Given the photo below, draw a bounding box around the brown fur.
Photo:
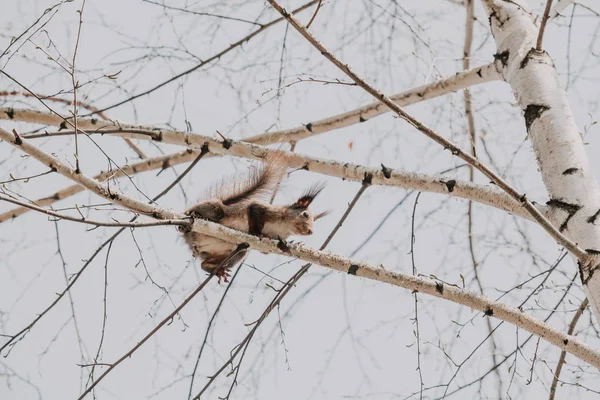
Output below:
[182,153,325,283]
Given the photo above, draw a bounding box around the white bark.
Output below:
[483,0,600,325]
[264,0,589,261]
[0,63,498,145]
[0,65,500,220]
[1,125,599,370]
[0,128,183,221]
[0,148,193,222]
[248,63,500,145]
[0,125,534,221]
[188,218,600,370]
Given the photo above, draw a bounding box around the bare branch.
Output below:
[549,298,589,400]
[537,0,555,50]
[264,0,591,262]
[2,125,597,375]
[3,125,536,220]
[79,0,321,116]
[0,194,187,228]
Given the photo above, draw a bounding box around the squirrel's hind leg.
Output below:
[201,249,248,284]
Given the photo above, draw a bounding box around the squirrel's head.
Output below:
[285,183,328,235]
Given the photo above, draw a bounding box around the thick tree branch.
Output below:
[0,63,499,221]
[248,63,499,145]
[0,126,536,221]
[0,148,193,223]
[1,125,599,373]
[264,0,590,262]
[0,128,183,220]
[0,63,498,144]
[183,218,600,371]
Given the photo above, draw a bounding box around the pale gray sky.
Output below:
[1,0,600,399]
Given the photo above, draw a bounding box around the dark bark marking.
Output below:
[435,282,444,294]
[546,199,582,232]
[152,131,163,142]
[562,167,579,175]
[524,104,550,131]
[381,164,392,179]
[444,179,456,193]
[221,138,232,149]
[587,209,600,224]
[493,50,510,67]
[520,48,550,69]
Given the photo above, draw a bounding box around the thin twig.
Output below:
[152,144,209,201]
[142,0,263,26]
[86,239,112,389]
[0,194,188,228]
[187,267,241,399]
[410,192,424,399]
[77,245,249,400]
[537,0,555,50]
[549,298,589,400]
[80,0,320,116]
[71,0,86,173]
[306,0,323,28]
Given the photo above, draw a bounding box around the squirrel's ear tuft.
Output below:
[291,182,325,209]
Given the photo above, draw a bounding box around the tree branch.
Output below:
[1,125,599,374]
[482,0,600,326]
[264,0,590,262]
[0,125,536,221]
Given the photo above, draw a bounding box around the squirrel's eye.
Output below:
[301,211,309,219]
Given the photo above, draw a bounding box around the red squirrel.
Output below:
[181,155,325,283]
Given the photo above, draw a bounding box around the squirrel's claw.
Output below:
[216,268,231,284]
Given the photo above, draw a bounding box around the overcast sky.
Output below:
[1,0,600,399]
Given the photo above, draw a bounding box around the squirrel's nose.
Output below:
[307,228,313,235]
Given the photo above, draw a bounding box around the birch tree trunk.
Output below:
[483,0,600,322]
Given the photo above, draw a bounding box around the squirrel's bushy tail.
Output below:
[209,152,287,206]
